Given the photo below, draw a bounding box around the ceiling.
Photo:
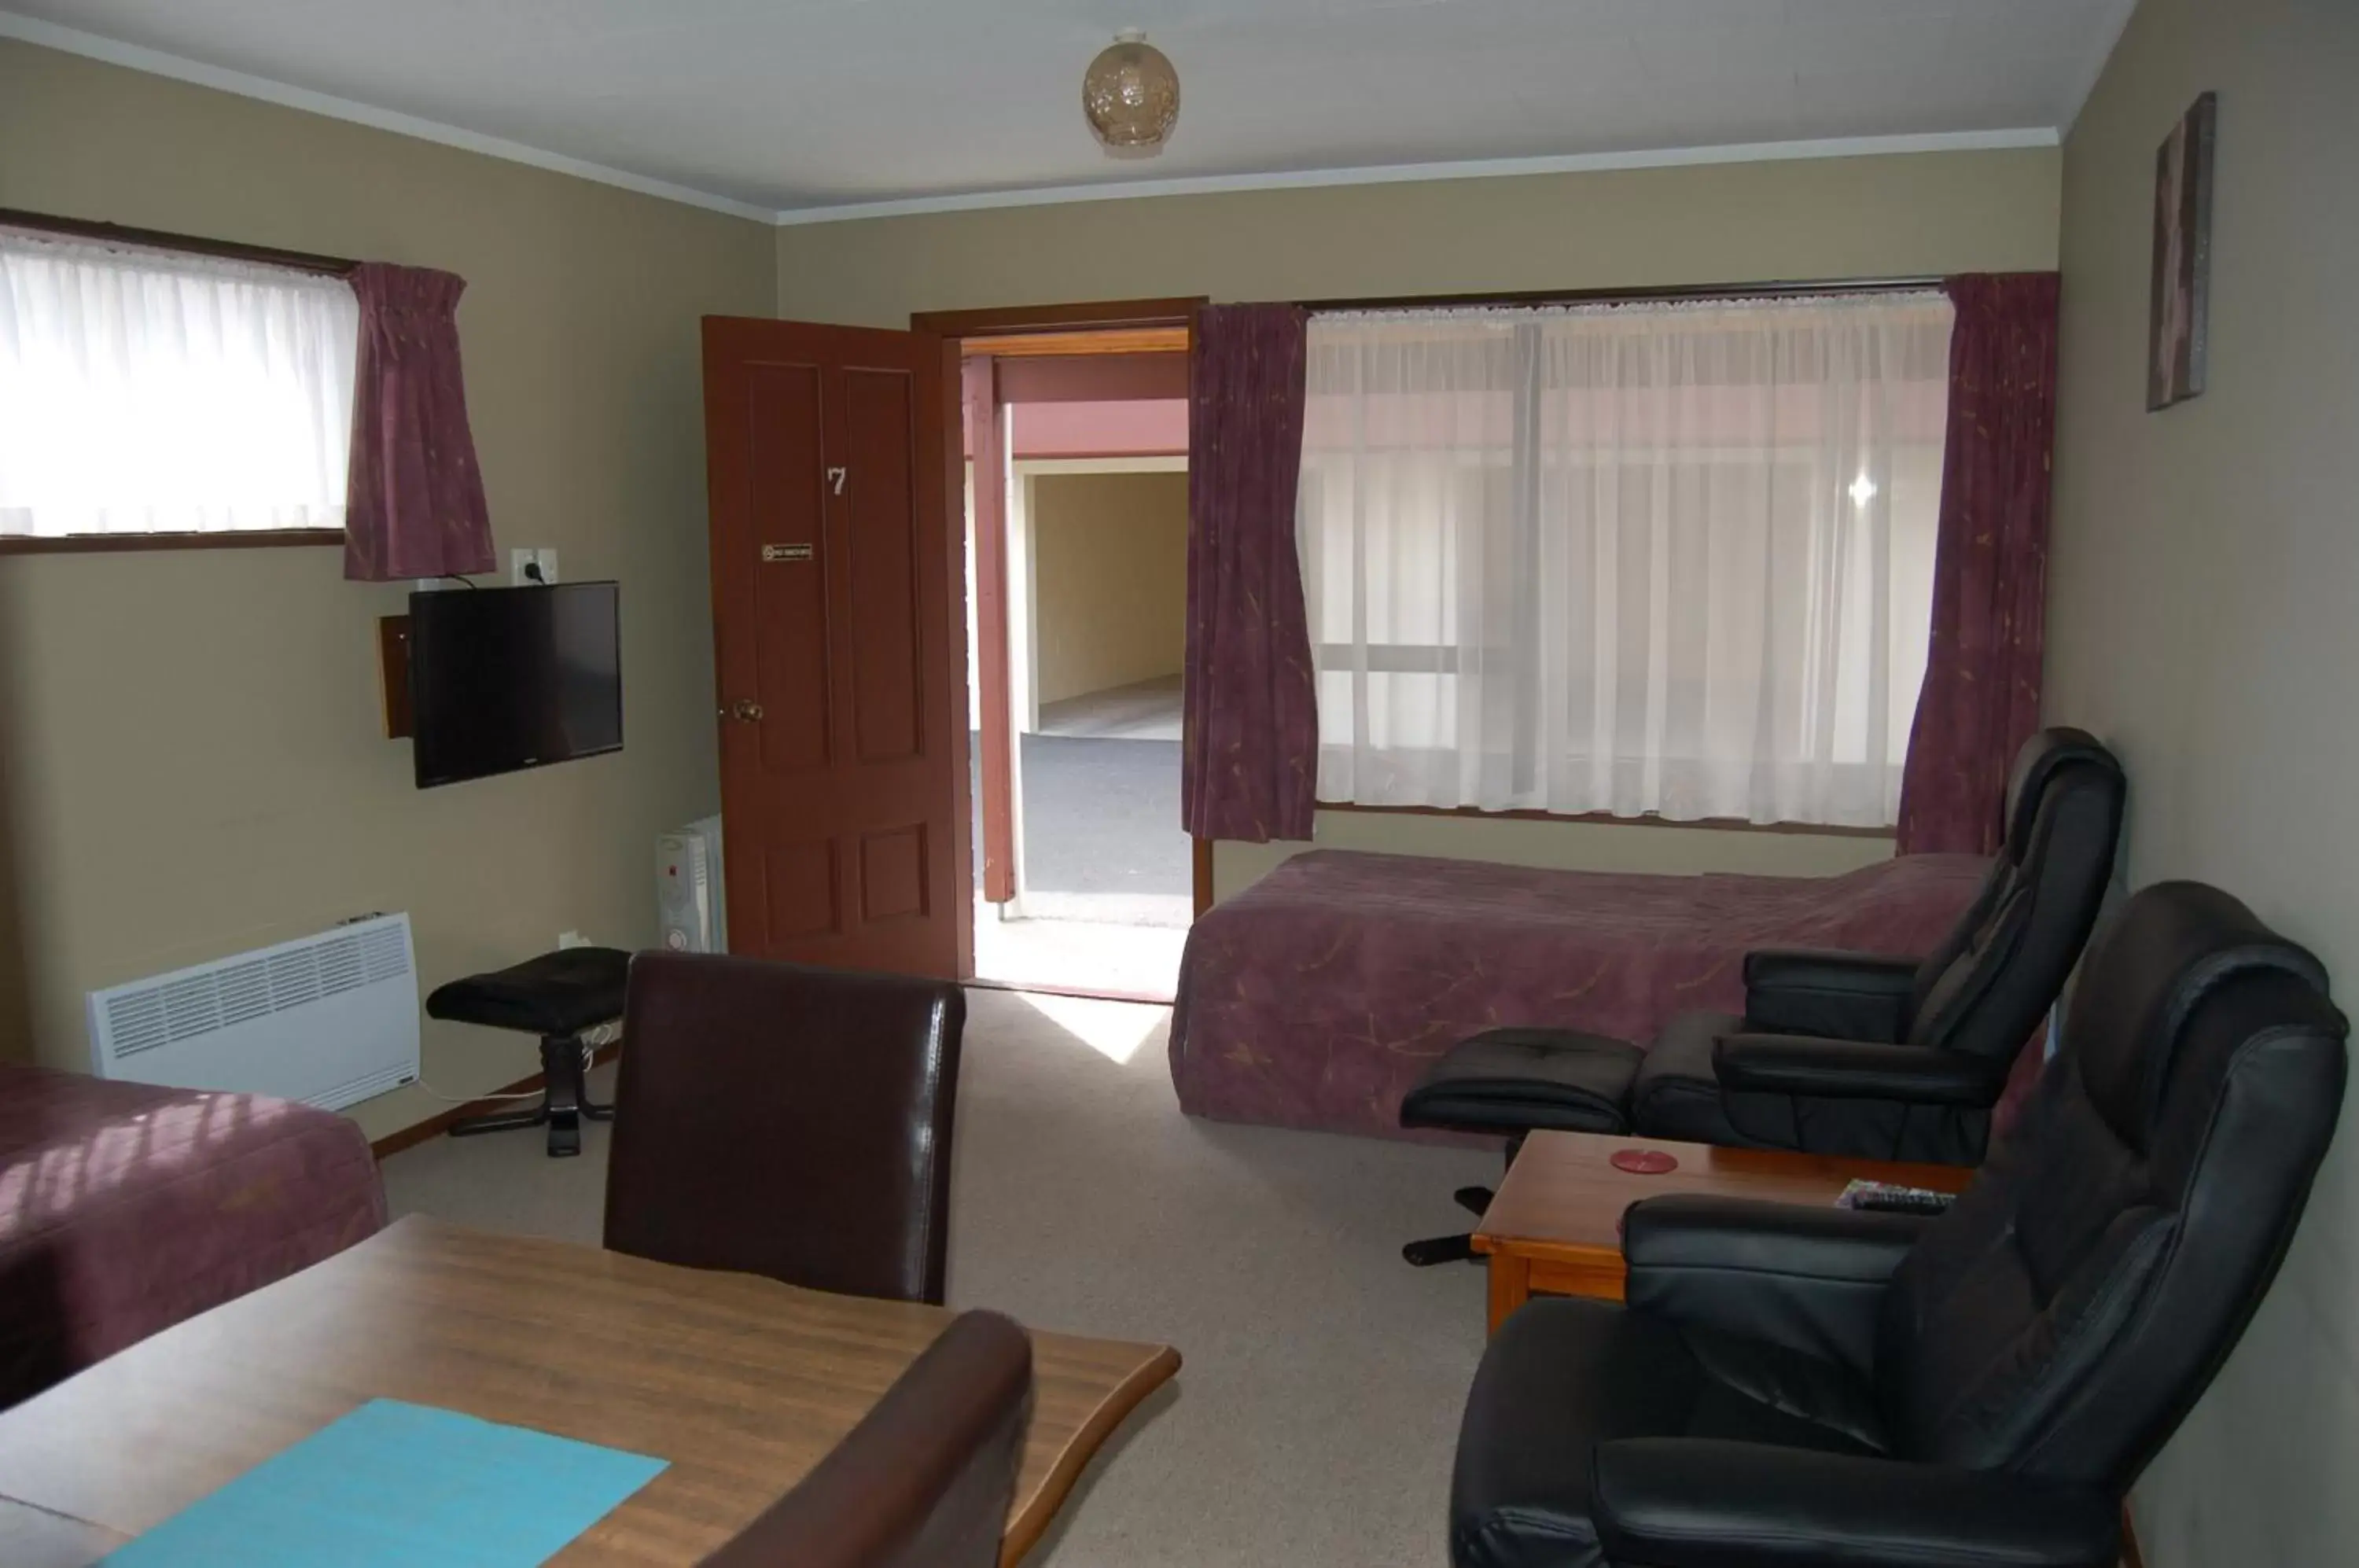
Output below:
[3,1,2135,222]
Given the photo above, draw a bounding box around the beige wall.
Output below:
[781,145,2062,885]
[777,148,2061,328]
[0,40,777,1138]
[1028,471,1188,707]
[2046,2,2359,1562]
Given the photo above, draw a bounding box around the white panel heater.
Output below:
[86,914,421,1110]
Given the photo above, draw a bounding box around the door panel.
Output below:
[763,841,841,940]
[859,826,929,922]
[704,318,969,979]
[745,361,834,775]
[845,367,924,764]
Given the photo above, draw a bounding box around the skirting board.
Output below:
[368,1043,620,1161]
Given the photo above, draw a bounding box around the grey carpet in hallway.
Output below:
[970,733,1191,900]
[1037,675,1185,742]
[381,988,1500,1566]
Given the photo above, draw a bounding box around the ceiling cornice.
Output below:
[769,128,2060,227]
[4,11,2063,233]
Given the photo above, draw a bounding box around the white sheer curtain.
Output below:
[1299,293,1954,826]
[0,227,359,538]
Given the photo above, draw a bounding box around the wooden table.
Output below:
[1470,1130,1974,1331]
[0,1216,1179,1566]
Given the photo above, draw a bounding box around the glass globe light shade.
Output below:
[1083,30,1180,152]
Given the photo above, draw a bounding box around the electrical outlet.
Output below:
[558,929,590,950]
[509,547,561,587]
[532,548,558,584]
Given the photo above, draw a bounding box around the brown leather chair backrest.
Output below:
[699,1310,1033,1568]
[605,952,966,1304]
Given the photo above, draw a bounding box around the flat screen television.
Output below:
[409,582,623,789]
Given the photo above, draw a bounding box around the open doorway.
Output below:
[944,313,1196,1000]
[972,458,1191,996]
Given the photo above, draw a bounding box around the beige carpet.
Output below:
[381,987,1502,1566]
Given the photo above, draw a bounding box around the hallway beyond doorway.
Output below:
[1023,675,1188,922]
[957,342,1194,1003]
[969,673,1191,999]
[1038,673,1182,741]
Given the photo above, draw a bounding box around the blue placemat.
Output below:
[103,1398,668,1567]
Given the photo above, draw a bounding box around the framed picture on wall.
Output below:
[2147,90,2217,410]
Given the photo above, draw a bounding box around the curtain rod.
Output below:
[1297,275,1946,314]
[0,208,359,278]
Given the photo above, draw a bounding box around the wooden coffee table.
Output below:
[1470,1129,1974,1331]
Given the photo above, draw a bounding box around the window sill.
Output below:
[0,529,344,557]
[1312,799,1897,840]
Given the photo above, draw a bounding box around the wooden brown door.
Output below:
[701,318,970,980]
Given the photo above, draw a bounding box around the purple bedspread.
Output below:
[0,1063,386,1408]
[1170,848,1991,1143]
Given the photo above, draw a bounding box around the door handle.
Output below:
[723,698,764,723]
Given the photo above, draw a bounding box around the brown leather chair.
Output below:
[604,952,966,1304]
[699,1309,1032,1568]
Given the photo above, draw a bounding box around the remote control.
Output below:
[1837,1180,1955,1216]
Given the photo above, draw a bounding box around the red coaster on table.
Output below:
[1610,1147,1680,1175]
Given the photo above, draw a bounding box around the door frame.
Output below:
[962,355,1018,909]
[912,298,1205,339]
[917,298,1215,966]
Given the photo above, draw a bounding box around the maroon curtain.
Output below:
[1894,273,2061,856]
[1182,304,1318,843]
[342,263,495,583]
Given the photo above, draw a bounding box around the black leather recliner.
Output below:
[1633,726,2127,1161]
[1402,728,2128,1175]
[1448,881,2347,1568]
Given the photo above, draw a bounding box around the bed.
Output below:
[0,1062,386,1408]
[1169,848,1992,1143]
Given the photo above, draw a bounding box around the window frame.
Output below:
[1308,797,1898,839]
[0,208,360,558]
[0,529,345,558]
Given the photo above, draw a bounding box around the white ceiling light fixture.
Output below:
[1083,29,1180,157]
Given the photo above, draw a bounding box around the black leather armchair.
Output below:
[1398,730,2125,1262]
[1403,728,2127,1186]
[1448,881,2347,1568]
[1632,726,2127,1161]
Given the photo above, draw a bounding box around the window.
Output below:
[0,226,359,541]
[1298,293,1954,828]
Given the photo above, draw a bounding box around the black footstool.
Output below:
[426,947,631,1158]
[1400,1027,1645,1137]
[1394,1028,1644,1266]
